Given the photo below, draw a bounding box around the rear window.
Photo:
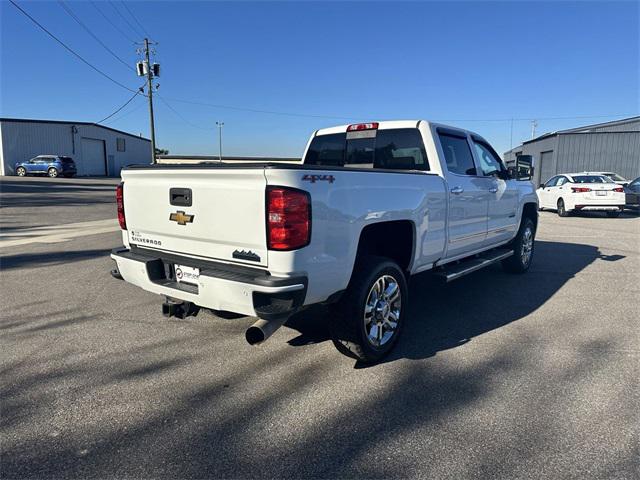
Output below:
[572,175,613,184]
[60,157,74,163]
[304,128,429,170]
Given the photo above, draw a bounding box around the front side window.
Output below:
[473,141,506,176]
[438,133,476,176]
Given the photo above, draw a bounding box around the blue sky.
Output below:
[2,1,638,157]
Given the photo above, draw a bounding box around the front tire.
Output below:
[557,198,570,217]
[502,217,536,274]
[16,167,26,177]
[329,256,408,363]
[48,167,59,178]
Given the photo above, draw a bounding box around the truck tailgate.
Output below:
[121,167,268,267]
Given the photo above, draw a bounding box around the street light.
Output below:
[216,121,224,161]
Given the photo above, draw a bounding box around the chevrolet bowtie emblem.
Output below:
[169,211,194,225]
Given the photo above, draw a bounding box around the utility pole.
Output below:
[137,39,159,163]
[144,38,156,163]
[530,119,538,140]
[216,121,224,161]
[509,117,514,150]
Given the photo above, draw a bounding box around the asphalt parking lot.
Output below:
[1,176,639,479]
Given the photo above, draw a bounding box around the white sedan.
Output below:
[537,173,626,217]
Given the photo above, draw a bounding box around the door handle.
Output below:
[489,187,498,193]
[450,186,464,194]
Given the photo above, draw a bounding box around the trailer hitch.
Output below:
[162,298,200,319]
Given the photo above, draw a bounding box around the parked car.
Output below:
[15,155,77,178]
[537,173,625,217]
[625,176,640,211]
[111,120,538,362]
[586,171,629,186]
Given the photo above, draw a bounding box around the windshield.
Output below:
[572,175,613,184]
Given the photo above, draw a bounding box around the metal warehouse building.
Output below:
[504,116,640,187]
[0,118,151,177]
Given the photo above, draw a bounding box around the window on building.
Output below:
[117,138,126,152]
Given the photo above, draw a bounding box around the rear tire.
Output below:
[16,167,26,177]
[557,198,570,217]
[502,217,535,274]
[329,256,407,363]
[48,167,59,178]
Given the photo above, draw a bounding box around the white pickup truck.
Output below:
[111,120,538,362]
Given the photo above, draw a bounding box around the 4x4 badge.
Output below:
[169,211,194,225]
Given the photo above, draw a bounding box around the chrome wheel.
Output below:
[364,275,401,347]
[16,167,26,176]
[48,168,58,178]
[521,226,533,266]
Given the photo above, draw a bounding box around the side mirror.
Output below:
[539,183,545,189]
[515,155,534,181]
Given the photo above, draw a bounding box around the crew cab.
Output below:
[111,121,538,362]
[537,173,625,217]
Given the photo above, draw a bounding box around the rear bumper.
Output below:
[574,204,624,212]
[111,247,307,319]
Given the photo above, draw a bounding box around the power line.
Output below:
[160,96,359,121]
[103,96,146,125]
[156,95,213,130]
[8,0,138,93]
[57,0,134,72]
[108,0,145,39]
[89,1,136,44]
[158,95,638,124]
[96,88,145,124]
[119,0,151,39]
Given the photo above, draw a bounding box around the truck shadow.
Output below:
[286,240,618,366]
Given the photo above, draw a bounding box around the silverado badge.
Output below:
[169,211,194,225]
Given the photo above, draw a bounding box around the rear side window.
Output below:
[304,128,429,170]
[438,134,476,176]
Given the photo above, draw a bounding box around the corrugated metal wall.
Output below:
[0,120,151,176]
[557,132,640,180]
[504,121,640,185]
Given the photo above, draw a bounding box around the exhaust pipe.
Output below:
[245,317,288,345]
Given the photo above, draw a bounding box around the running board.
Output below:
[435,248,514,283]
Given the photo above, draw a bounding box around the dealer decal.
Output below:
[302,174,335,184]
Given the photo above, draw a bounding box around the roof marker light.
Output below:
[347,122,379,132]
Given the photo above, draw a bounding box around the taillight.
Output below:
[613,187,624,192]
[571,187,591,193]
[116,182,127,230]
[347,122,379,132]
[266,187,310,250]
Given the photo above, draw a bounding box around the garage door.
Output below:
[80,138,106,176]
[539,150,555,184]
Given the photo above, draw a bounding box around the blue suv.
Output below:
[15,155,77,178]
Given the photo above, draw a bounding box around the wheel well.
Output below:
[355,221,414,272]
[522,202,538,230]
